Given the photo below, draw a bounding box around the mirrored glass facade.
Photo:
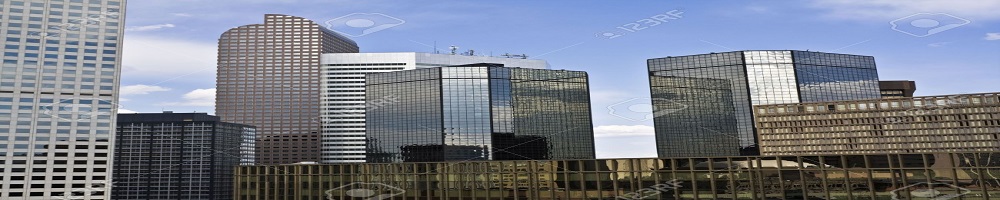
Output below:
[112,113,255,200]
[319,52,549,163]
[366,64,594,163]
[755,93,1000,155]
[236,153,1000,200]
[647,50,881,158]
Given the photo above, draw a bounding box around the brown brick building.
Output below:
[754,93,1000,155]
[879,80,917,98]
[216,14,359,164]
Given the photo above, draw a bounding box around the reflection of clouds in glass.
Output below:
[366,66,593,162]
[746,63,800,105]
[648,50,883,157]
[651,75,746,155]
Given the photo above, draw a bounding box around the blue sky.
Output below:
[118,0,999,158]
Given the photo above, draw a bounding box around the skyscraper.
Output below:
[365,64,595,163]
[647,50,881,157]
[0,0,125,199]
[112,112,255,200]
[216,14,359,165]
[319,52,549,163]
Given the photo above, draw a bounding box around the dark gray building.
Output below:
[365,64,594,163]
[215,14,359,165]
[647,50,881,157]
[112,112,255,200]
[880,80,917,98]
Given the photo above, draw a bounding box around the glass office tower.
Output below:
[0,0,125,199]
[647,50,880,157]
[216,14,359,165]
[365,64,594,163]
[112,112,255,200]
[319,52,548,163]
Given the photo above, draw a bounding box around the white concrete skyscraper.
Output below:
[319,52,549,163]
[0,0,126,199]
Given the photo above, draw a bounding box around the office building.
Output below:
[215,14,359,165]
[647,50,881,157]
[0,0,125,199]
[112,112,255,200]
[754,92,1000,155]
[319,52,549,163]
[235,152,1000,200]
[365,64,594,163]
[880,80,917,98]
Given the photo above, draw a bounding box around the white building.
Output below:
[0,0,125,199]
[320,52,549,163]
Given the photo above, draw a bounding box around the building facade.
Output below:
[0,0,125,199]
[215,14,359,165]
[235,152,1000,200]
[319,53,549,163]
[647,50,881,158]
[754,93,1000,156]
[112,112,255,200]
[880,80,917,98]
[365,64,594,163]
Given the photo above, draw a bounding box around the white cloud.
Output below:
[121,35,217,81]
[171,13,193,17]
[594,127,658,158]
[118,108,139,113]
[120,84,171,96]
[594,125,655,137]
[745,6,771,13]
[986,33,1000,40]
[927,42,951,47]
[811,0,1000,21]
[162,88,215,107]
[126,23,176,32]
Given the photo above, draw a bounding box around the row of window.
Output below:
[6,0,120,6]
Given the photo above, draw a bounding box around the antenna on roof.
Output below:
[434,41,438,54]
[501,53,528,59]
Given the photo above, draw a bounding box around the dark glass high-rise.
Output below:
[365,64,595,163]
[113,112,255,200]
[647,50,881,157]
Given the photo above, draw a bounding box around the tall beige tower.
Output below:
[1,0,126,199]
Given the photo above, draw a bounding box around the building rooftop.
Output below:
[117,112,220,122]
